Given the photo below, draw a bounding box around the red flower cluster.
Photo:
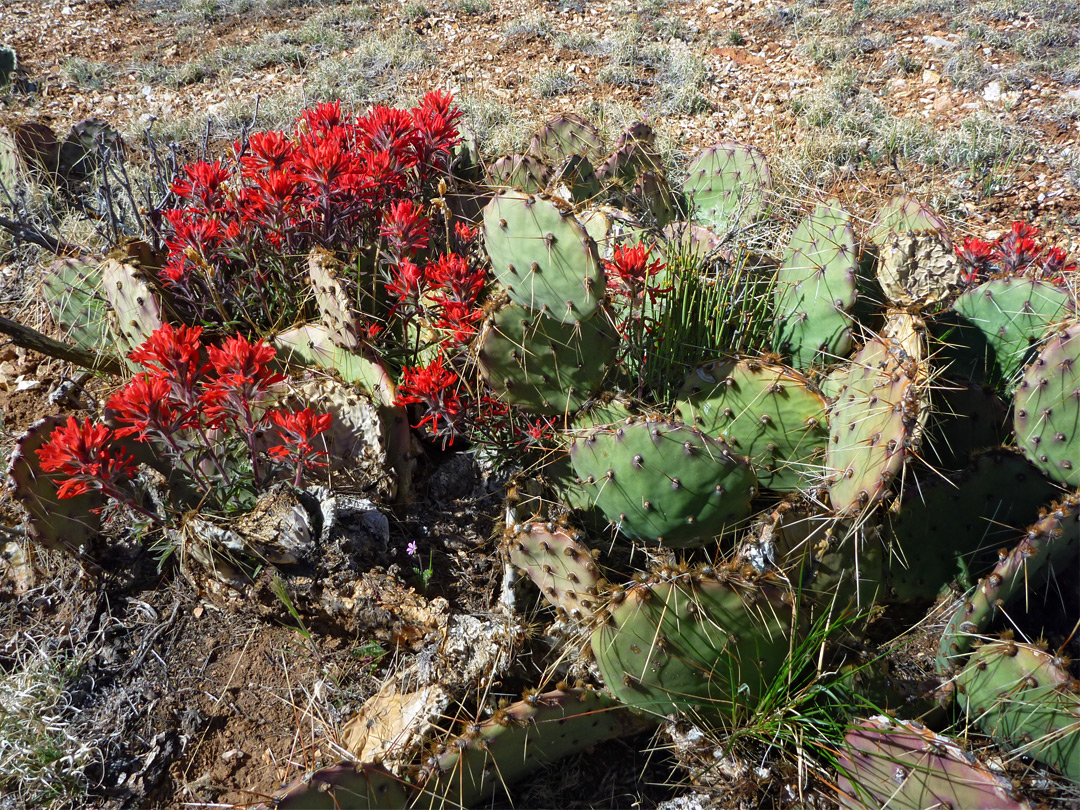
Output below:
[159,94,462,327]
[36,417,137,500]
[41,325,332,509]
[955,221,1076,284]
[395,355,463,447]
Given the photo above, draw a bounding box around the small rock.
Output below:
[933,92,952,111]
[922,69,940,85]
[220,749,245,761]
[15,378,41,392]
[982,81,1002,102]
[1066,87,1080,101]
[923,35,956,50]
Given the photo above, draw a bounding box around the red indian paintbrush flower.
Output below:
[127,323,208,401]
[107,374,199,440]
[36,417,137,499]
[379,199,430,263]
[395,355,462,445]
[267,408,333,485]
[201,334,285,429]
[605,242,669,303]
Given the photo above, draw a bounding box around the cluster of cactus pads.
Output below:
[5,101,1080,809]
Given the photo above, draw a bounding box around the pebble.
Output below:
[983,81,1002,102]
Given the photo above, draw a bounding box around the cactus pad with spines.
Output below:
[837,715,1031,810]
[957,640,1080,783]
[1013,320,1080,487]
[684,142,771,233]
[99,259,163,355]
[952,277,1072,387]
[592,570,794,721]
[477,302,616,414]
[482,191,605,323]
[41,256,116,357]
[528,112,604,164]
[922,382,1007,471]
[938,492,1080,671]
[826,337,925,515]
[307,247,366,350]
[885,450,1058,602]
[262,762,414,809]
[773,201,860,369]
[675,357,828,492]
[569,418,756,547]
[866,195,947,248]
[505,522,603,621]
[485,153,551,193]
[548,153,601,205]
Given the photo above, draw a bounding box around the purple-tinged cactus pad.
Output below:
[837,715,1031,810]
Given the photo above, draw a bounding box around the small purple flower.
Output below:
[406,541,418,557]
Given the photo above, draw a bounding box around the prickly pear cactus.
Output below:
[683,142,771,234]
[262,761,414,810]
[41,256,116,357]
[0,46,15,87]
[0,126,25,205]
[938,492,1080,671]
[307,247,366,350]
[528,112,604,165]
[826,336,925,515]
[885,450,1058,602]
[99,259,163,355]
[569,418,757,547]
[921,382,1007,471]
[877,230,961,307]
[477,302,616,414]
[592,569,794,721]
[482,191,605,323]
[866,195,947,249]
[505,522,603,621]
[272,323,389,398]
[773,201,860,369]
[577,204,645,260]
[486,153,552,193]
[7,416,105,562]
[548,153,601,205]
[951,277,1072,387]
[1013,319,1080,487]
[837,715,1031,810]
[675,357,828,492]
[956,640,1080,783]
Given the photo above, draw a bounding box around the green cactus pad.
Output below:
[826,337,925,516]
[272,323,388,398]
[938,492,1080,671]
[951,277,1072,388]
[7,416,105,562]
[876,231,962,307]
[774,201,860,369]
[485,153,552,193]
[0,126,26,206]
[0,46,16,87]
[592,570,794,721]
[596,140,662,189]
[922,382,1007,471]
[262,762,414,810]
[40,256,117,357]
[614,120,657,153]
[675,357,828,492]
[58,117,118,177]
[421,688,645,807]
[549,153,601,205]
[866,195,947,248]
[632,170,679,228]
[577,205,645,261]
[477,302,616,414]
[505,522,603,621]
[1014,320,1080,487]
[957,640,1080,783]
[885,450,1058,602]
[569,418,756,547]
[483,191,605,323]
[684,142,771,234]
[528,112,604,164]
[837,715,1031,810]
[99,259,163,356]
